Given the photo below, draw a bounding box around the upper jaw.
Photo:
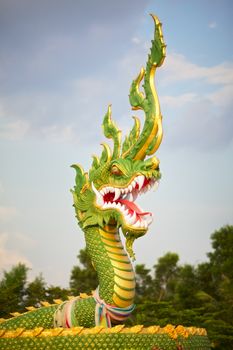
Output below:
[91,174,159,230]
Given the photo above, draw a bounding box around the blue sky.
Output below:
[0,0,232,287]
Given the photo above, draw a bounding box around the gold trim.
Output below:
[100,230,120,241]
[112,293,133,308]
[111,260,133,271]
[105,245,127,255]
[113,268,135,280]
[0,325,208,339]
[10,312,21,317]
[40,301,51,307]
[101,237,122,246]
[114,285,135,300]
[114,275,135,289]
[25,306,37,311]
[107,253,130,263]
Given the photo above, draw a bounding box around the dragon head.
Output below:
[71,15,166,258]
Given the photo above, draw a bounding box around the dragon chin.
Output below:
[91,174,159,231]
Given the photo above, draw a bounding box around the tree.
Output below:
[45,285,70,303]
[174,264,200,309]
[208,225,233,289]
[153,252,179,301]
[25,274,46,308]
[135,264,153,301]
[70,248,98,294]
[0,263,28,318]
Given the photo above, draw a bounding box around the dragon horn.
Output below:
[124,14,166,161]
[102,105,122,159]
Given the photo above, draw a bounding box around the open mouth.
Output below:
[91,175,158,229]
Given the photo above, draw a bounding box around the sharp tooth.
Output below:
[131,211,137,224]
[140,220,145,228]
[125,192,134,201]
[101,188,107,195]
[113,188,121,201]
[132,190,138,201]
[105,186,111,193]
[120,204,126,212]
[91,182,104,206]
[131,180,136,189]
[116,203,121,209]
[128,184,133,192]
[127,214,136,225]
[125,214,131,222]
[133,220,141,228]
[124,188,129,194]
[136,175,145,191]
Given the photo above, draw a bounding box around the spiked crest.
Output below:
[97,14,166,168]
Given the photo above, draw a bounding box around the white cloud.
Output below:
[0,119,30,140]
[161,93,197,108]
[0,233,32,272]
[42,124,75,143]
[163,53,233,86]
[207,85,233,107]
[208,21,217,29]
[131,37,141,45]
[0,181,4,194]
[0,206,18,221]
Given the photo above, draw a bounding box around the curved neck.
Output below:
[84,224,135,308]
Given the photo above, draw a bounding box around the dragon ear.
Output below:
[71,164,87,192]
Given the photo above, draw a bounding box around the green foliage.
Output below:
[0,263,28,317]
[25,274,46,308]
[135,264,153,301]
[154,252,179,301]
[45,286,69,304]
[129,225,233,349]
[69,248,98,295]
[0,264,69,318]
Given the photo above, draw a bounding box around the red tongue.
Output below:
[117,199,150,217]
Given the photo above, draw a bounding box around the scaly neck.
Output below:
[84,224,135,308]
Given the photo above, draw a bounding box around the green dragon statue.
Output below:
[0,15,211,350]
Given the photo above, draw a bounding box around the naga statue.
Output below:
[0,15,210,350]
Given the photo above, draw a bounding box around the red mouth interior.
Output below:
[103,176,152,220]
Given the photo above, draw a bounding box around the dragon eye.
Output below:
[111,165,122,176]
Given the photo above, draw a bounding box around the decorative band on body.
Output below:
[53,298,79,328]
[53,287,135,328]
[93,287,135,328]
